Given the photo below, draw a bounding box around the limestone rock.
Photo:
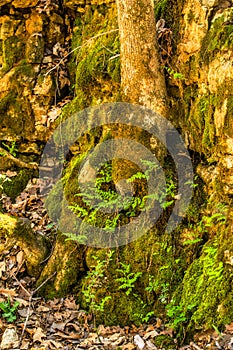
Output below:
[25,12,43,35]
[0,0,11,6]
[0,328,18,349]
[134,335,145,349]
[12,0,38,7]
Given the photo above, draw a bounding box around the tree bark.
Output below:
[116,0,169,117]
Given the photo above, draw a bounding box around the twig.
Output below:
[0,147,38,170]
[45,28,119,76]
[12,274,31,297]
[33,271,57,294]
[17,271,57,348]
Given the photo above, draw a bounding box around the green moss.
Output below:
[168,220,233,339]
[66,4,120,112]
[0,92,17,113]
[153,334,176,349]
[2,170,32,201]
[225,94,233,136]
[44,179,64,223]
[2,36,25,71]
[154,0,169,21]
[201,13,233,64]
[187,10,195,23]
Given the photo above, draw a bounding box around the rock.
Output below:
[111,336,126,347]
[134,334,145,349]
[0,328,18,349]
[0,0,11,6]
[25,12,43,35]
[12,0,38,7]
[144,330,159,340]
[121,343,136,350]
[34,75,53,96]
[146,340,158,350]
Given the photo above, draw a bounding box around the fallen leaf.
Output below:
[54,330,81,339]
[0,261,6,278]
[0,288,17,297]
[33,327,46,343]
[226,322,233,333]
[50,322,66,332]
[63,297,78,310]
[16,251,24,266]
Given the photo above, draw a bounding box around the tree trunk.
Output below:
[116,0,169,116]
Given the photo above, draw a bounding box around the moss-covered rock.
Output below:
[37,231,86,298]
[0,213,48,276]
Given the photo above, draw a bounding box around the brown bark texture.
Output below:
[116,0,169,117]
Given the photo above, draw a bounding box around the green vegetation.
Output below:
[82,251,113,325]
[116,263,142,296]
[0,298,20,323]
[164,66,185,80]
[2,140,18,157]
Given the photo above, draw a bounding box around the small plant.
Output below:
[166,304,187,327]
[2,141,18,157]
[0,298,20,323]
[82,251,113,323]
[64,232,88,244]
[164,66,185,80]
[116,262,142,296]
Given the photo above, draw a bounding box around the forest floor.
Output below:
[1,177,233,350]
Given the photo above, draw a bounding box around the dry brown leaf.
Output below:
[15,297,29,307]
[49,339,63,349]
[0,261,6,277]
[160,328,173,337]
[226,322,233,333]
[63,297,78,310]
[18,308,33,318]
[33,327,46,343]
[37,305,50,312]
[20,339,30,349]
[50,322,66,332]
[155,318,162,328]
[145,325,155,332]
[0,288,17,296]
[66,322,81,332]
[53,330,81,339]
[16,251,24,266]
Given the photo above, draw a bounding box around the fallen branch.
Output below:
[0,147,38,170]
[45,28,119,76]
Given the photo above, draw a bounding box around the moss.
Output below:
[0,213,48,277]
[0,92,17,113]
[225,94,233,136]
[76,229,189,326]
[168,220,233,339]
[44,179,64,223]
[2,36,25,71]
[200,13,233,64]
[2,169,32,201]
[154,0,169,21]
[66,4,120,112]
[37,231,85,298]
[187,10,195,23]
[153,334,176,349]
